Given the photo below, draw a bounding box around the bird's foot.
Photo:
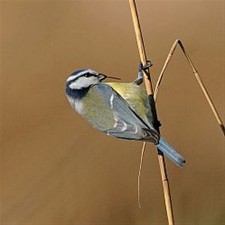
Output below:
[133,60,153,85]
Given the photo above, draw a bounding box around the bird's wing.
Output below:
[93,84,159,143]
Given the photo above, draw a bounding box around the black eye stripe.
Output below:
[83,73,91,77]
[67,73,98,85]
[83,73,98,78]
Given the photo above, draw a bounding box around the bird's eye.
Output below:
[84,73,91,77]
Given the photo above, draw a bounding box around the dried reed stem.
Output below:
[137,141,146,209]
[154,39,225,135]
[129,1,175,224]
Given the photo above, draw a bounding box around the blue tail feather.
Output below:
[156,137,185,167]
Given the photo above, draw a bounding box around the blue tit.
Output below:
[65,68,185,167]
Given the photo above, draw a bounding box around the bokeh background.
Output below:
[1,1,224,225]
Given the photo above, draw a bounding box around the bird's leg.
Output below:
[133,60,153,85]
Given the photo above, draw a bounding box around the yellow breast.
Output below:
[105,82,149,120]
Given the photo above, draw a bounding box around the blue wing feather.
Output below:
[93,84,159,143]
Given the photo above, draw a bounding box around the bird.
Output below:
[65,66,185,167]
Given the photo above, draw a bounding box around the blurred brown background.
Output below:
[1,1,224,225]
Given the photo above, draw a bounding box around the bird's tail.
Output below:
[156,137,185,167]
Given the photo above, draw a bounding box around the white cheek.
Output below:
[69,77,99,90]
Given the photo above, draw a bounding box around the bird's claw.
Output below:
[134,60,153,85]
[141,60,153,70]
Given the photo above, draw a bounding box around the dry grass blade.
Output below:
[137,142,146,209]
[154,39,225,135]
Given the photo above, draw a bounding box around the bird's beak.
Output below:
[98,73,107,81]
[98,73,121,81]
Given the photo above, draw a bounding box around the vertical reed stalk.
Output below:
[129,1,175,224]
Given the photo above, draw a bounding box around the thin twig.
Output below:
[129,1,175,224]
[137,142,146,209]
[154,39,225,135]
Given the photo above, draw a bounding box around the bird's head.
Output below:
[66,69,107,90]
